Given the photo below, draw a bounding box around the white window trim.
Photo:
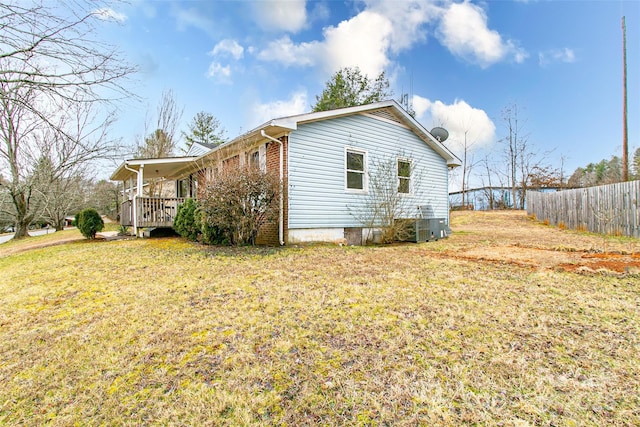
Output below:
[397,157,413,195]
[345,146,368,193]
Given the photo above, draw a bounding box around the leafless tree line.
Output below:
[453,103,564,210]
[0,1,135,238]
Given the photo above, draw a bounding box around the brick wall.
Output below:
[222,155,239,172]
[256,135,288,245]
[196,170,207,198]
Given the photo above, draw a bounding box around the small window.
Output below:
[398,159,411,194]
[346,149,366,190]
[249,150,260,169]
[177,179,188,198]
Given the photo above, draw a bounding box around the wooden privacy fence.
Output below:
[526,181,640,238]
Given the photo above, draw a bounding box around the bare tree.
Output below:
[1,82,122,238]
[479,154,498,210]
[500,103,549,209]
[350,153,424,243]
[135,89,184,196]
[87,179,121,219]
[501,104,525,209]
[198,166,280,246]
[498,103,560,209]
[0,1,135,238]
[0,2,133,101]
[457,129,483,209]
[136,89,184,158]
[518,148,536,208]
[38,172,87,231]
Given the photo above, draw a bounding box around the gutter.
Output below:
[260,130,285,246]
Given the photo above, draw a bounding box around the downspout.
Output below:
[124,163,140,237]
[260,130,285,245]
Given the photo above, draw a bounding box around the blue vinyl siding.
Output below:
[288,113,450,229]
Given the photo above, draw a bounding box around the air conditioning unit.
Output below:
[403,218,450,242]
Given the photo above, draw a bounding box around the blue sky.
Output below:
[96,0,639,188]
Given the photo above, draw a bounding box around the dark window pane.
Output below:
[347,152,364,171]
[347,171,363,189]
[399,177,410,193]
[250,151,259,168]
[398,160,410,178]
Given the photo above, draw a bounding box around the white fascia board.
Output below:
[126,156,198,166]
[287,100,396,125]
[110,156,198,181]
[387,102,462,168]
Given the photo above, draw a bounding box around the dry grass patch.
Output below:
[444,211,640,275]
[0,229,85,257]
[0,213,639,425]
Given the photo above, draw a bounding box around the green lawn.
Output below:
[0,216,638,425]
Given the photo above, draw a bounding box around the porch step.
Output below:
[96,231,122,241]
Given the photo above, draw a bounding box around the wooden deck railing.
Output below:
[120,197,186,228]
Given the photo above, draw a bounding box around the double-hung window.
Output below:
[346,149,366,191]
[398,159,411,194]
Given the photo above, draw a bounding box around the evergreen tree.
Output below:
[183,111,227,152]
[632,147,640,179]
[312,67,392,112]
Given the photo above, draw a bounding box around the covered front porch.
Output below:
[120,197,186,228]
[111,156,201,236]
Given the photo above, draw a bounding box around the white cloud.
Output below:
[257,2,435,79]
[211,39,244,60]
[257,12,395,77]
[253,0,307,33]
[257,36,320,67]
[207,62,232,83]
[321,11,393,76]
[256,0,525,81]
[412,95,432,119]
[251,90,309,125]
[309,2,330,22]
[207,40,245,84]
[436,1,527,68]
[538,48,576,67]
[412,95,496,152]
[362,0,440,53]
[93,8,127,23]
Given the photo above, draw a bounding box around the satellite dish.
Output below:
[430,127,449,142]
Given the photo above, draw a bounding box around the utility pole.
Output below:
[622,16,629,181]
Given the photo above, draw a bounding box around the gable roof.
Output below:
[185,141,219,157]
[209,99,461,167]
[111,100,461,182]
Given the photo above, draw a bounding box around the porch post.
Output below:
[124,178,130,225]
[134,164,144,236]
